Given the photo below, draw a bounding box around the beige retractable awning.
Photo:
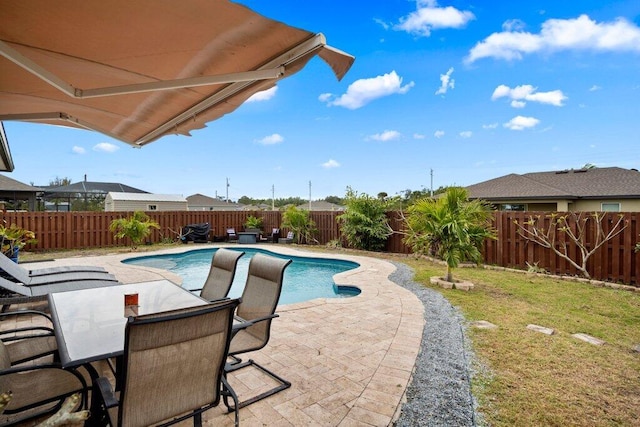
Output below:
[0,0,354,148]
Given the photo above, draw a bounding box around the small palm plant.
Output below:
[403,187,496,282]
[109,211,160,250]
[281,206,317,244]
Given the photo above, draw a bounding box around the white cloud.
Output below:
[467,14,640,63]
[246,86,277,103]
[460,131,473,138]
[502,19,526,32]
[318,93,332,102]
[435,67,455,95]
[72,146,86,154]
[434,130,445,138]
[322,159,340,169]
[323,71,414,110]
[589,85,602,91]
[374,18,390,30]
[482,123,499,129]
[256,133,284,145]
[395,0,475,37]
[368,130,401,142]
[93,142,119,153]
[492,84,567,107]
[503,116,540,130]
[413,133,426,139]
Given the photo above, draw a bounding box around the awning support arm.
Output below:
[0,40,284,99]
[134,33,328,145]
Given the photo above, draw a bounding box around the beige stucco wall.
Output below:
[570,199,640,212]
[490,198,640,212]
[105,199,187,212]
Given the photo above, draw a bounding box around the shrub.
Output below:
[109,211,160,250]
[337,187,393,251]
[281,206,317,244]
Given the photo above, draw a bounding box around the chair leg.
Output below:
[193,412,202,427]
[224,359,291,409]
[221,376,239,427]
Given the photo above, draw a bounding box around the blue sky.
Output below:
[4,0,640,201]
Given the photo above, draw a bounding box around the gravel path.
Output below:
[389,262,479,427]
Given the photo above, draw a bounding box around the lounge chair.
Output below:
[278,231,294,244]
[190,249,245,301]
[0,311,90,426]
[0,251,117,286]
[226,228,239,243]
[264,228,280,243]
[224,253,292,410]
[94,299,241,427]
[0,275,121,312]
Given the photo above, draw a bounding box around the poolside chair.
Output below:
[94,299,241,427]
[264,228,280,243]
[226,228,239,243]
[0,251,117,286]
[278,231,294,244]
[190,249,245,301]
[224,253,292,410]
[0,311,90,426]
[0,275,121,312]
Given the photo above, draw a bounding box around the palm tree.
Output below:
[403,187,496,282]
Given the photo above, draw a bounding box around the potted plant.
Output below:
[0,223,37,262]
[243,215,264,233]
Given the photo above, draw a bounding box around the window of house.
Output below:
[601,203,620,212]
[148,205,157,211]
[500,204,526,211]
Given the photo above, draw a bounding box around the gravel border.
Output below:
[389,262,479,427]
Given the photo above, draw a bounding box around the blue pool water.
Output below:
[123,248,361,305]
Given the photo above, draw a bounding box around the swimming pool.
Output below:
[123,248,361,305]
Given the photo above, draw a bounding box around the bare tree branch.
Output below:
[514,212,628,279]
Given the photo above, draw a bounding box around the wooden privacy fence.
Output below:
[2,210,639,286]
[484,211,640,286]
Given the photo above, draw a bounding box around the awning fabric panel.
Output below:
[0,0,354,146]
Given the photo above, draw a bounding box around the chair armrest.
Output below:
[96,376,119,409]
[0,326,54,341]
[232,313,278,333]
[1,362,89,391]
[0,309,53,323]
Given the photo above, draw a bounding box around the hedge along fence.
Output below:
[2,210,639,286]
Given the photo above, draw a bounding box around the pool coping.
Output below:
[18,244,425,426]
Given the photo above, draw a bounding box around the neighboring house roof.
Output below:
[0,173,42,192]
[43,181,148,195]
[186,193,242,208]
[297,200,345,211]
[106,192,186,202]
[466,167,640,201]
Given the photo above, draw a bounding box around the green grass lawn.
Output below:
[401,257,640,427]
[21,245,640,426]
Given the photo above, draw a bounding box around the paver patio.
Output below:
[3,245,424,426]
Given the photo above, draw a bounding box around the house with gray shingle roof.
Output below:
[466,167,640,212]
[297,200,345,211]
[186,193,243,211]
[0,173,42,210]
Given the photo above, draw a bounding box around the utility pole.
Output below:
[226,177,230,203]
[271,184,275,211]
[430,169,434,197]
[308,180,312,211]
